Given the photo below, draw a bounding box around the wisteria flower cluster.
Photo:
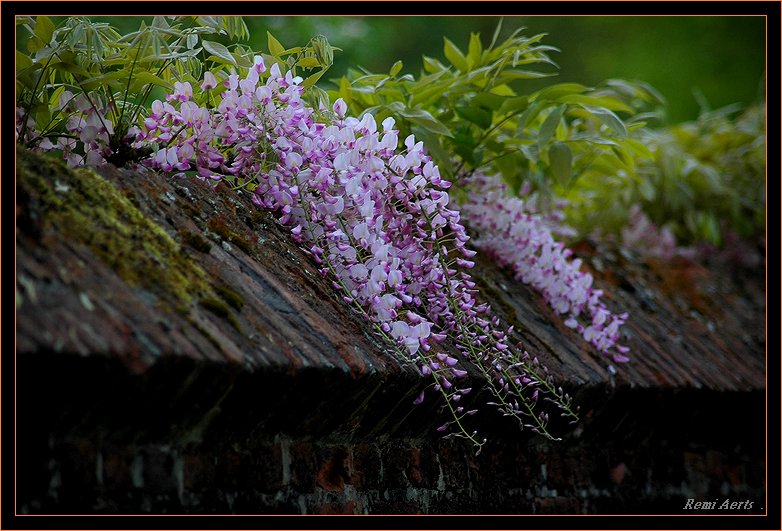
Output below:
[459,173,630,364]
[133,56,578,449]
[621,204,692,261]
[16,51,593,447]
[16,91,115,168]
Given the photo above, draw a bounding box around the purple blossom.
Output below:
[46,56,588,448]
[459,172,630,363]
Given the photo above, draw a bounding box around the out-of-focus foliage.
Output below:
[246,15,765,124]
[15,16,249,152]
[39,15,764,124]
[14,15,334,163]
[331,25,659,191]
[327,22,666,221]
[321,19,764,251]
[17,15,766,253]
[563,103,766,248]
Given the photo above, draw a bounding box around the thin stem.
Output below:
[452,107,528,180]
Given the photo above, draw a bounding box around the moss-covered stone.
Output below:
[214,285,245,311]
[199,297,241,331]
[180,229,213,253]
[207,215,258,256]
[16,147,210,309]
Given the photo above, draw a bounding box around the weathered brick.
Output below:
[14,148,766,515]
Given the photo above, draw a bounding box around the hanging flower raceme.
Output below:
[459,172,630,364]
[136,58,579,450]
[18,91,116,168]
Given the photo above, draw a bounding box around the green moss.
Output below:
[199,297,241,331]
[190,320,225,351]
[213,285,244,311]
[207,215,258,256]
[198,297,231,317]
[249,209,270,226]
[17,147,210,307]
[178,200,202,219]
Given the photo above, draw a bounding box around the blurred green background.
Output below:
[255,16,766,125]
[47,15,767,125]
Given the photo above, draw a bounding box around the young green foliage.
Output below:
[327,20,661,210]
[563,103,766,248]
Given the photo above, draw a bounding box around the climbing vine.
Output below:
[15,16,765,452]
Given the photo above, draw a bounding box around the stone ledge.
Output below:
[15,147,766,514]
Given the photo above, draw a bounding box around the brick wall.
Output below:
[14,148,768,516]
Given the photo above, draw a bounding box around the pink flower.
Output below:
[253,55,267,74]
[129,60,583,448]
[170,81,193,102]
[459,171,630,362]
[333,98,347,118]
[201,71,218,91]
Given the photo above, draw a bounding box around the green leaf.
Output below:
[472,92,507,111]
[305,85,331,113]
[338,76,353,106]
[422,55,447,74]
[549,141,573,189]
[353,73,390,86]
[277,46,303,57]
[500,69,555,80]
[310,35,334,67]
[518,100,543,129]
[80,70,126,91]
[226,17,249,41]
[519,142,540,164]
[16,51,33,70]
[202,40,236,66]
[410,79,451,107]
[32,106,51,131]
[267,31,285,56]
[131,70,173,91]
[577,135,620,148]
[196,16,221,32]
[231,51,253,68]
[301,69,326,88]
[389,60,403,77]
[489,83,516,97]
[296,57,320,68]
[33,16,55,44]
[497,153,528,189]
[443,37,468,72]
[637,177,656,201]
[467,32,482,67]
[606,78,666,106]
[626,138,653,159]
[455,106,492,129]
[534,82,589,102]
[556,93,633,113]
[50,60,92,79]
[489,17,504,50]
[27,36,44,54]
[538,104,566,148]
[699,212,721,245]
[399,108,453,137]
[451,127,480,166]
[610,144,634,168]
[498,95,529,115]
[583,105,628,137]
[48,84,65,109]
